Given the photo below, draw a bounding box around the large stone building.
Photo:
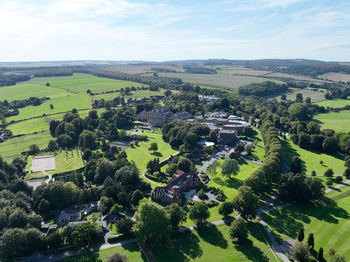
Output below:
[134,109,192,125]
[218,129,237,144]
[151,170,201,204]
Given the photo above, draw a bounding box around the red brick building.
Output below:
[151,171,201,204]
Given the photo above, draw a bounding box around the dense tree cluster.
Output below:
[238,81,288,97]
[0,73,31,87]
[162,120,210,149]
[183,66,217,74]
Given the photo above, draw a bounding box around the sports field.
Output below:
[262,188,350,260]
[48,149,84,175]
[282,138,346,175]
[313,110,350,132]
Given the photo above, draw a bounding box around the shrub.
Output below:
[335,176,343,183]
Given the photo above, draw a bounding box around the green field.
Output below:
[0,132,52,160]
[92,89,165,102]
[125,130,177,173]
[268,88,325,102]
[48,149,84,175]
[314,110,350,132]
[63,223,279,262]
[2,73,146,121]
[315,99,350,108]
[8,109,105,135]
[262,188,350,260]
[62,242,145,262]
[7,93,91,121]
[282,138,345,175]
[158,71,278,90]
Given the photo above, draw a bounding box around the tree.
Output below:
[48,140,58,151]
[298,228,305,242]
[131,190,144,206]
[290,242,312,262]
[324,168,334,177]
[322,137,338,154]
[28,144,40,155]
[71,222,98,247]
[307,233,314,250]
[177,158,193,172]
[148,142,158,153]
[344,168,350,179]
[296,93,303,102]
[116,218,134,236]
[107,253,129,262]
[218,201,234,218]
[166,163,178,176]
[232,186,259,220]
[133,202,171,244]
[288,103,310,120]
[230,217,248,242]
[318,247,324,262]
[50,104,54,109]
[9,209,28,228]
[166,203,187,229]
[109,204,123,216]
[280,94,287,100]
[290,156,302,174]
[209,130,218,143]
[221,158,239,178]
[189,202,210,228]
[98,196,114,215]
[79,130,97,150]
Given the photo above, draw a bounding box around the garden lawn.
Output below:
[47,149,84,175]
[315,99,350,108]
[0,132,52,160]
[150,223,280,262]
[7,93,91,121]
[313,110,350,132]
[282,138,345,175]
[261,189,350,261]
[125,130,177,173]
[61,242,145,262]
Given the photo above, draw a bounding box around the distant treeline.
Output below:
[0,74,31,87]
[151,67,177,73]
[183,66,217,74]
[33,70,74,77]
[276,64,350,78]
[238,81,288,97]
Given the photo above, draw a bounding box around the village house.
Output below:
[151,170,201,204]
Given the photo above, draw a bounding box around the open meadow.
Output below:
[261,188,350,260]
[268,88,325,102]
[318,72,350,82]
[158,72,274,90]
[313,110,350,132]
[62,223,280,262]
[315,99,350,108]
[282,138,346,175]
[0,132,52,160]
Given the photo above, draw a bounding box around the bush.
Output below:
[198,189,207,200]
[335,176,343,183]
[326,178,333,187]
[324,168,334,177]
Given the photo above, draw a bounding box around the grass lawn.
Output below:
[62,242,145,262]
[282,138,345,175]
[48,149,84,175]
[261,189,350,260]
[315,99,350,108]
[125,129,177,174]
[150,223,280,262]
[7,93,91,121]
[0,132,52,160]
[251,130,265,161]
[313,110,350,132]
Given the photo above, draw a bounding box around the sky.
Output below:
[1,0,350,62]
